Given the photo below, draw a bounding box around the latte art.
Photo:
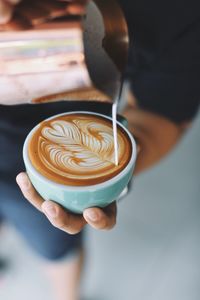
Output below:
[28,114,132,186]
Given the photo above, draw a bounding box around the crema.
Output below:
[28,113,132,186]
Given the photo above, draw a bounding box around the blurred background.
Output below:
[0,110,200,300]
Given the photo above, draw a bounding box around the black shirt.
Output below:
[120,0,200,123]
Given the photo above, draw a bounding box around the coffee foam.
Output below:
[28,113,132,186]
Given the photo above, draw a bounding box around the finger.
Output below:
[6,0,21,4]
[42,201,86,235]
[60,0,87,15]
[0,0,13,24]
[66,3,86,15]
[83,202,117,230]
[16,173,86,234]
[16,172,44,212]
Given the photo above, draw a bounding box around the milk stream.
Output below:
[112,101,119,166]
[112,80,124,166]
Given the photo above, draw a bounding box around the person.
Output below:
[0,1,200,300]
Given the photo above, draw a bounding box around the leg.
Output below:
[0,182,84,300]
[43,249,84,300]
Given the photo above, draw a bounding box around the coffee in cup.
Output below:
[28,113,132,186]
[23,112,136,213]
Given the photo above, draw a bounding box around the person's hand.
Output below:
[0,0,87,25]
[0,0,21,24]
[16,172,117,234]
[0,0,92,106]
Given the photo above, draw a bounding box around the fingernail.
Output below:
[42,202,58,218]
[17,174,30,190]
[85,210,99,222]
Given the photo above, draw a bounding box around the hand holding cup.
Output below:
[17,111,136,234]
[17,172,117,234]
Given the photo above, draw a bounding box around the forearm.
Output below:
[122,104,185,175]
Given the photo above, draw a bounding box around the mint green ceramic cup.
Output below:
[23,111,137,214]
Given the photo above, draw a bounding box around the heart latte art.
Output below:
[28,114,132,186]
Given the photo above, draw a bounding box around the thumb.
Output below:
[0,0,13,24]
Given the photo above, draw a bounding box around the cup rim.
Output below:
[23,111,137,191]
